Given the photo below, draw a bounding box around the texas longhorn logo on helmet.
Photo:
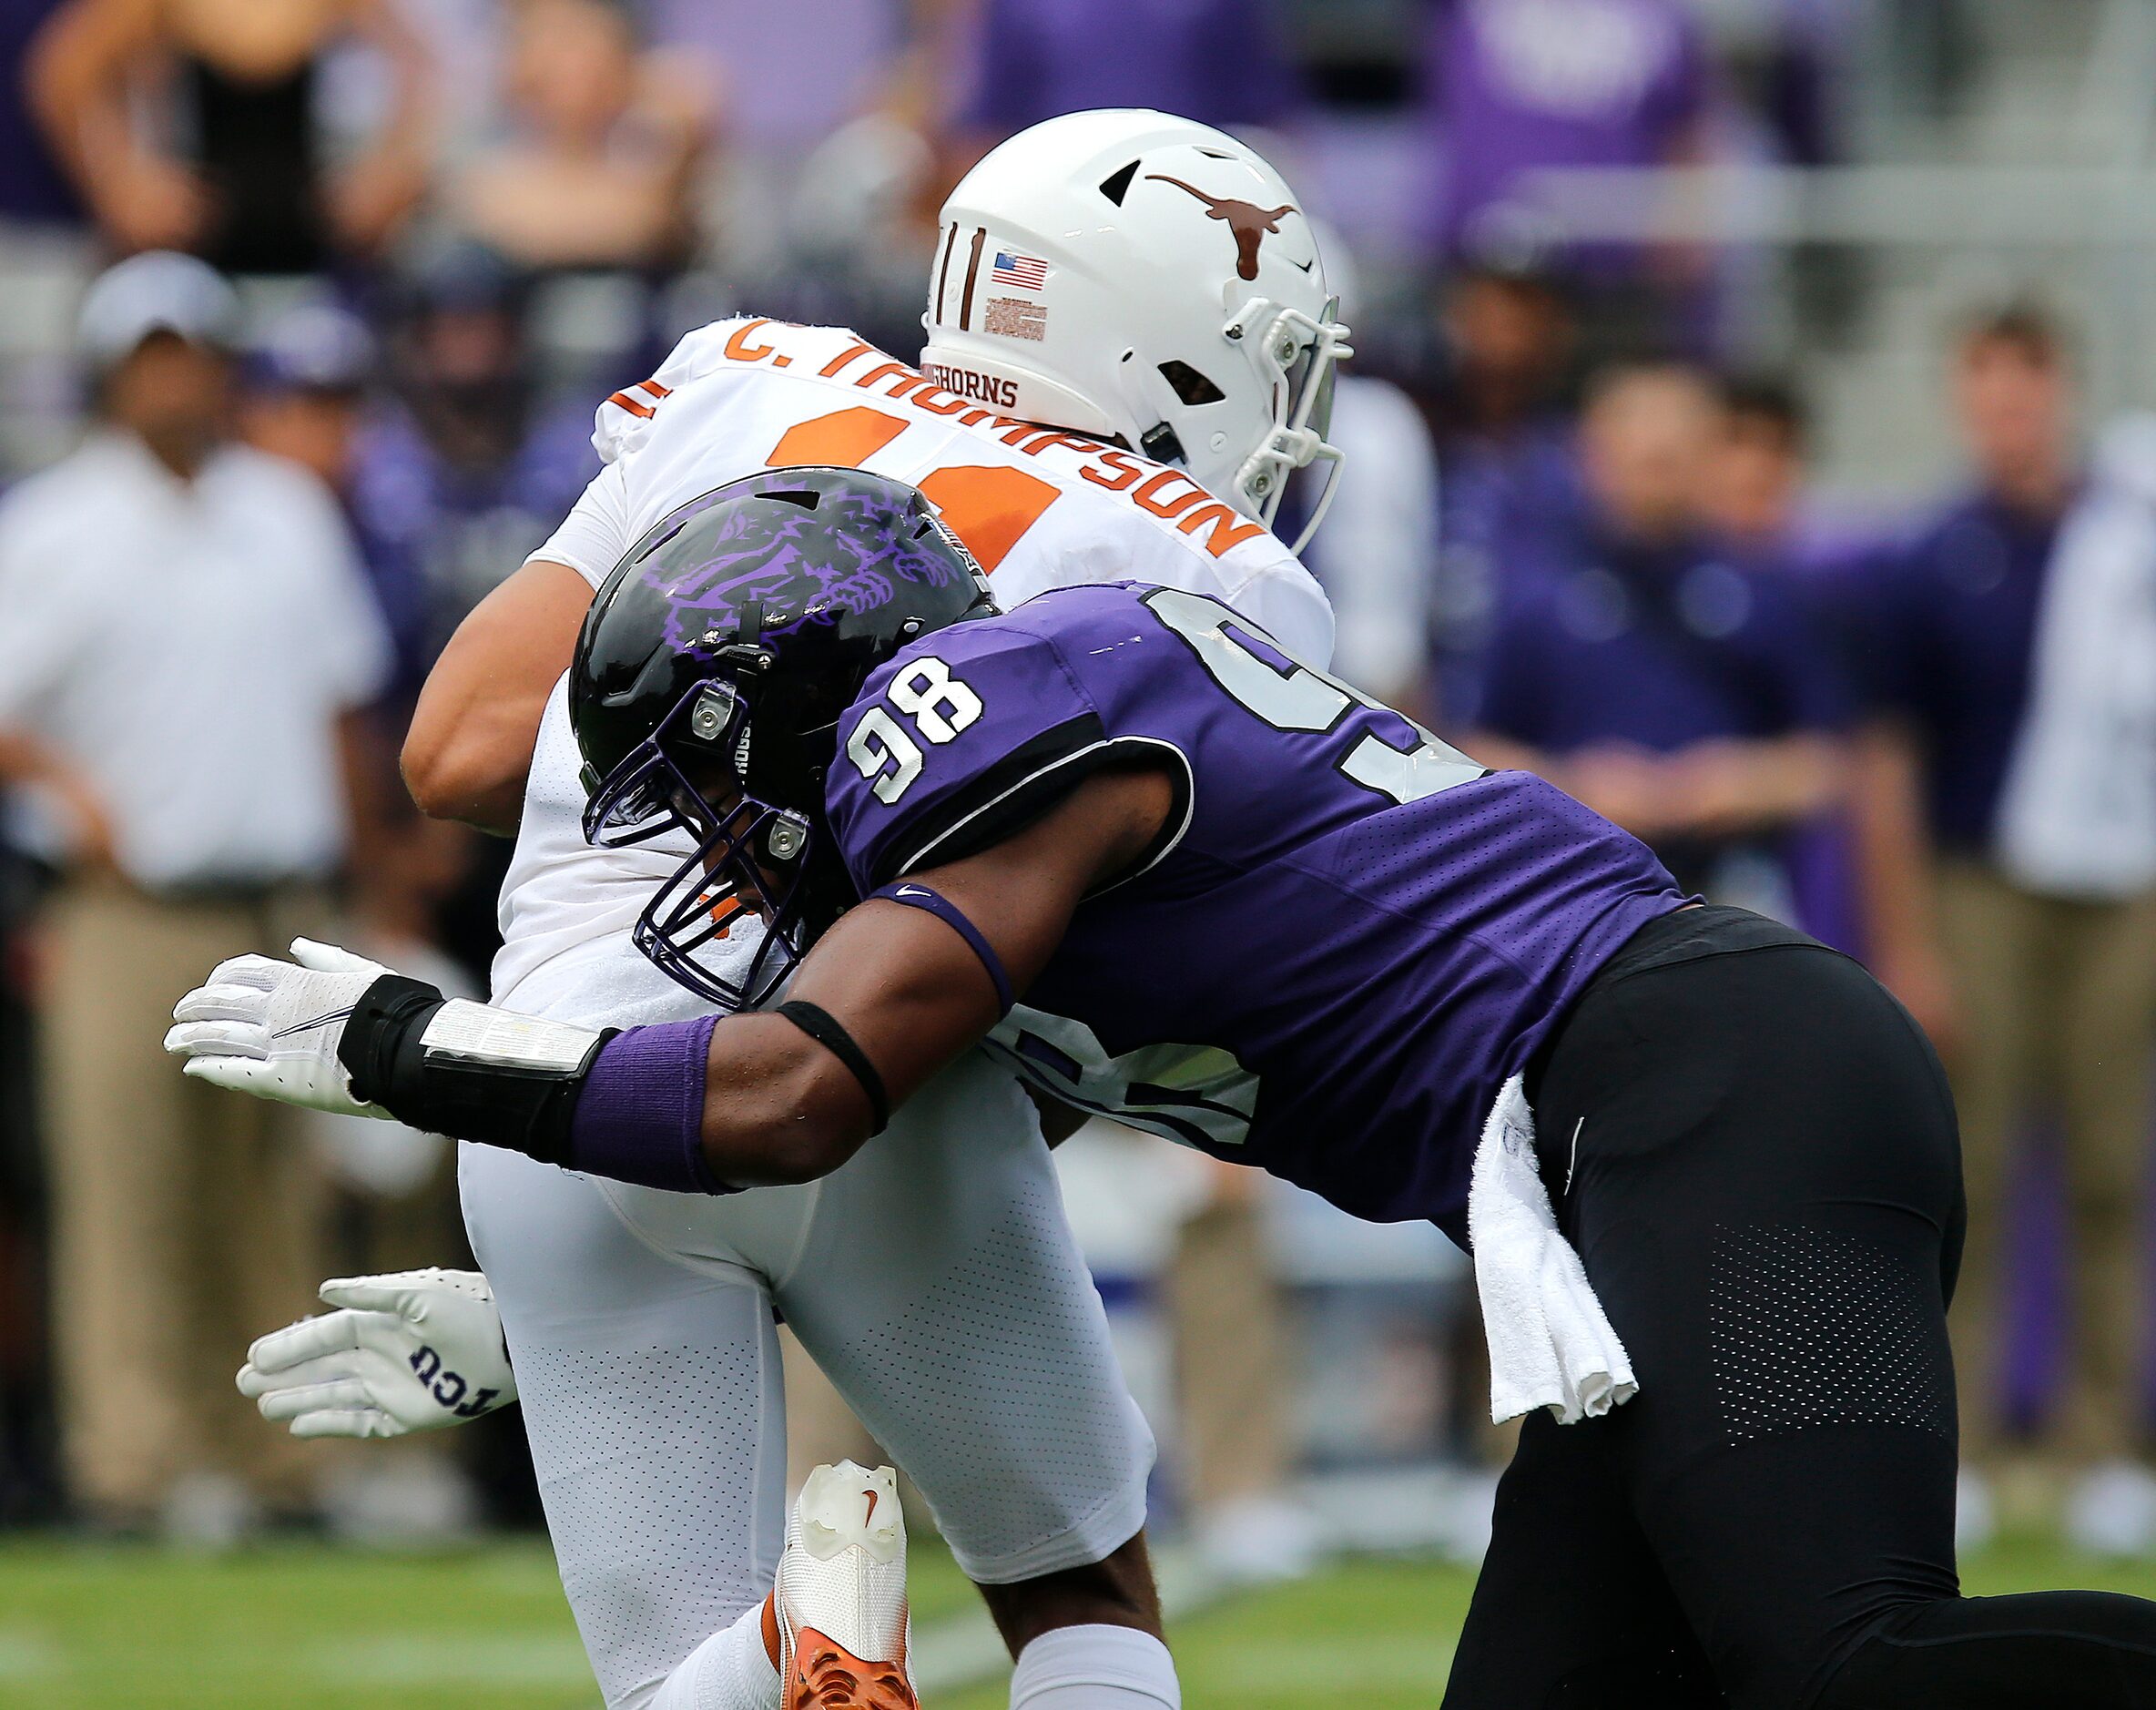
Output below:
[1144,174,1298,280]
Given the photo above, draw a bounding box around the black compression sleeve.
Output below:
[773,1000,890,1134]
[338,975,614,1165]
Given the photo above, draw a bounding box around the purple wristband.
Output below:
[568,1014,735,1195]
[868,881,1015,1014]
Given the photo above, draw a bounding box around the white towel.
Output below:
[1469,1074,1638,1425]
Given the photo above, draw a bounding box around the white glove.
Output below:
[166,938,397,1117]
[237,1267,516,1440]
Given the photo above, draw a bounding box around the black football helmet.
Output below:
[571,466,996,1008]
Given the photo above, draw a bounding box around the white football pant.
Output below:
[463,937,1154,1708]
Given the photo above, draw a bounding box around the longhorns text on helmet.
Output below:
[920,108,1352,554]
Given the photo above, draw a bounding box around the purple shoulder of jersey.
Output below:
[825,583,1688,1241]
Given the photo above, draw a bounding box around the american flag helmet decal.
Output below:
[990,250,1049,290]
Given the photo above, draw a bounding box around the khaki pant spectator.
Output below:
[1168,1185,1289,1516]
[40,875,331,1522]
[1939,860,2156,1470]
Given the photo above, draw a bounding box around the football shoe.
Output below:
[776,1461,916,1709]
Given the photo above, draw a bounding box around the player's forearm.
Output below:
[400,689,549,834]
[1679,733,1846,835]
[697,1014,881,1185]
[323,980,880,1192]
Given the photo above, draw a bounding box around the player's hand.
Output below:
[238,1268,516,1440]
[165,938,402,1116]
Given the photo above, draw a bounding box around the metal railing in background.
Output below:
[1514,157,2156,496]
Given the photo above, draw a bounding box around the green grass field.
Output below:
[1,1533,2151,1709]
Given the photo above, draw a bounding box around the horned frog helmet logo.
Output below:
[1144,174,1298,280]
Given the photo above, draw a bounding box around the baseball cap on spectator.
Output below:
[245,301,374,397]
[76,251,240,366]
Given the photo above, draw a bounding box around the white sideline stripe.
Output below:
[911,1544,1234,1696]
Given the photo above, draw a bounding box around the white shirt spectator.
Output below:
[0,431,390,889]
[1300,373,1442,703]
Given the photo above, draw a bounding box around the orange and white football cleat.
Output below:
[776,1461,916,1709]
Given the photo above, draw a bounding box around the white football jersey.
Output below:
[491,316,1335,1006]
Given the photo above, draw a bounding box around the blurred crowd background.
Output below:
[4,0,2156,1583]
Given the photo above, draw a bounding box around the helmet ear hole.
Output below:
[1098,159,1140,205]
[1157,360,1225,406]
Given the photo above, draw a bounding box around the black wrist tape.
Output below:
[338,975,615,1165]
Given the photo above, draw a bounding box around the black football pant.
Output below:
[1441,905,2156,1710]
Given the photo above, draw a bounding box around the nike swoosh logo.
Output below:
[895,887,930,899]
[272,1005,356,1041]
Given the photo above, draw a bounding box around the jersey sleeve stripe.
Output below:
[887,713,1108,883]
[605,389,657,420]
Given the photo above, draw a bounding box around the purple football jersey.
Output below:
[825,583,1686,1237]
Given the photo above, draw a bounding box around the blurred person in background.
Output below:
[0,0,83,1521]
[447,0,712,277]
[1165,1156,1321,1582]
[1863,304,2156,1553]
[1294,236,1439,709]
[1708,0,1856,170]
[1419,0,1719,350]
[1465,357,1851,915]
[240,301,472,956]
[1694,371,1875,956]
[953,0,1304,152]
[241,301,428,706]
[1700,371,1808,562]
[349,245,598,678]
[0,252,392,1539]
[343,244,597,981]
[1297,369,1439,708]
[1422,260,1581,725]
[0,0,81,234]
[0,840,55,1525]
[27,0,433,274]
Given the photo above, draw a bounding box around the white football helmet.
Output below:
[921,108,1351,552]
